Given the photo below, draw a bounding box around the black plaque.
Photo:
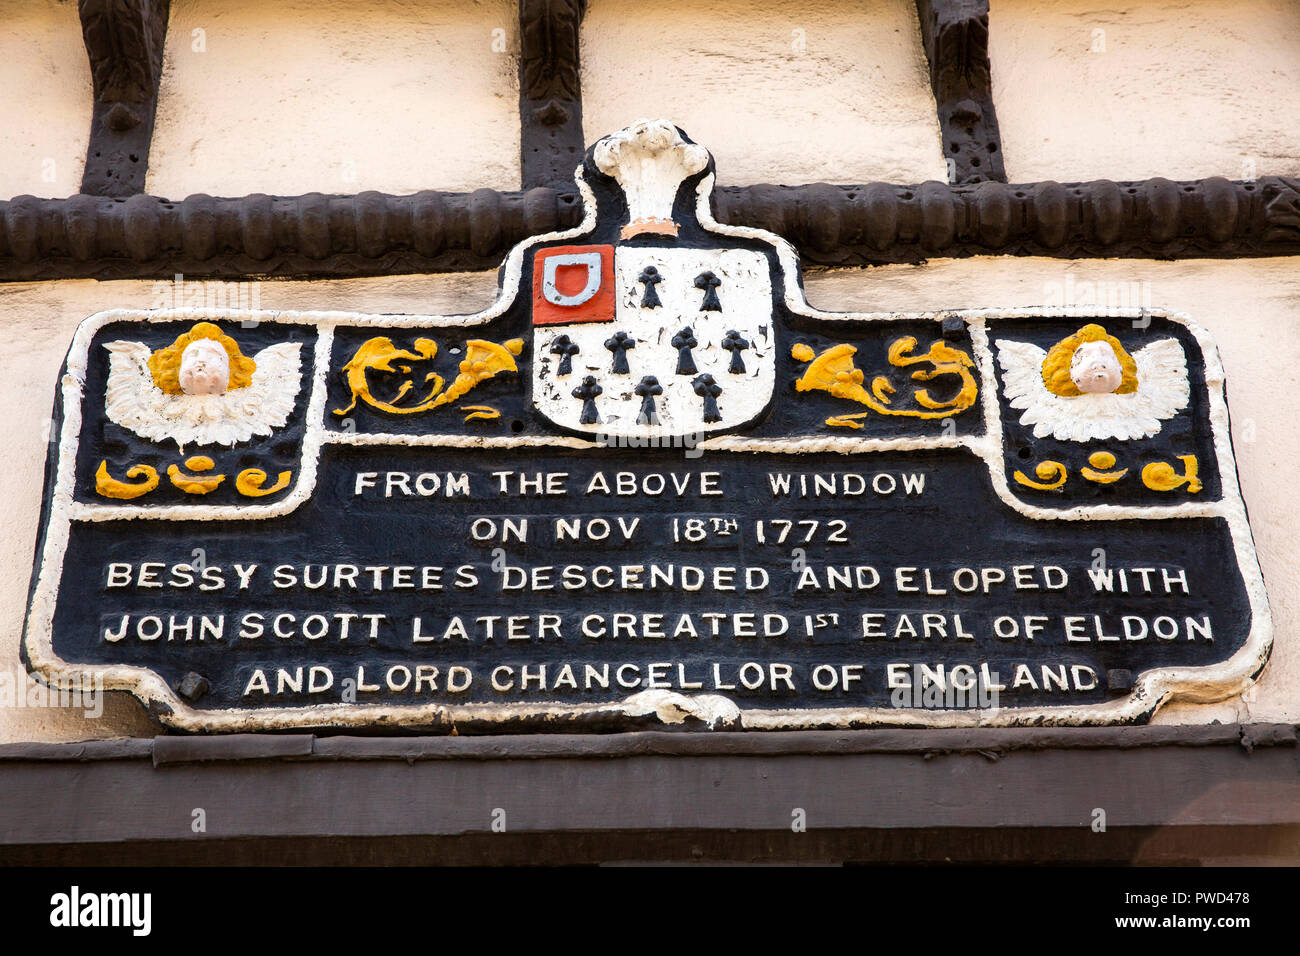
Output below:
[22,122,1271,731]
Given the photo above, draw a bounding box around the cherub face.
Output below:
[1070,340,1123,394]
[178,339,230,395]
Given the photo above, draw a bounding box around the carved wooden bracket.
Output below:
[518,0,589,190]
[78,0,171,197]
[915,0,1006,185]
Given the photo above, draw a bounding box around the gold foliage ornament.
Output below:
[1013,460,1069,491]
[432,339,525,409]
[167,455,224,494]
[1080,451,1128,484]
[94,461,159,500]
[335,337,443,416]
[95,457,293,500]
[460,405,501,422]
[1142,455,1202,493]
[791,337,977,429]
[235,468,293,497]
[1013,452,1201,494]
[334,336,524,418]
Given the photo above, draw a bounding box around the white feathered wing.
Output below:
[103,340,303,449]
[995,337,1189,442]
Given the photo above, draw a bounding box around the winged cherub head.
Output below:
[147,322,257,395]
[995,323,1189,443]
[179,338,231,395]
[1041,324,1138,397]
[1069,340,1123,394]
[105,321,302,448]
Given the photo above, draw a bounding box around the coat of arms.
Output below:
[529,122,775,439]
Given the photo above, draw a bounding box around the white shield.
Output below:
[532,245,775,440]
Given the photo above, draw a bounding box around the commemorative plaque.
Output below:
[23,121,1272,731]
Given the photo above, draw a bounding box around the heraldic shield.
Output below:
[530,122,776,440]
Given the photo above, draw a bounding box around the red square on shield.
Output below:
[532,244,616,326]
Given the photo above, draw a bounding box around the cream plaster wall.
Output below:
[0,0,91,199]
[1,257,1297,740]
[17,0,1300,202]
[991,0,1300,182]
[582,0,948,186]
[147,0,521,198]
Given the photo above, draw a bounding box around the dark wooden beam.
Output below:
[518,0,588,190]
[78,0,171,197]
[712,174,1283,263]
[0,175,1295,281]
[5,825,1298,865]
[915,0,1006,184]
[0,186,577,280]
[0,726,1295,864]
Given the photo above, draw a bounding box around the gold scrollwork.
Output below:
[335,337,443,416]
[824,413,867,430]
[884,337,979,411]
[1080,451,1128,484]
[334,336,524,419]
[1141,455,1202,493]
[95,455,293,500]
[792,336,977,427]
[460,405,501,423]
[1012,451,1203,495]
[431,339,524,409]
[235,468,293,497]
[167,455,225,494]
[1013,460,1068,491]
[95,461,159,500]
